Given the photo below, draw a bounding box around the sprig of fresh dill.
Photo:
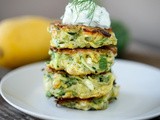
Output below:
[69,0,98,25]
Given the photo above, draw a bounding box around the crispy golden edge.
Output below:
[57,97,95,104]
[45,66,110,76]
[56,86,117,104]
[50,20,113,38]
[45,66,66,74]
[50,46,117,55]
[56,97,116,105]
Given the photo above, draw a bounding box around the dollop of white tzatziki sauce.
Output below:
[61,2,111,28]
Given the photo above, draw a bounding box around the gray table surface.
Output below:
[0,67,160,120]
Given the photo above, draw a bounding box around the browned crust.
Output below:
[50,20,113,38]
[57,96,117,105]
[56,97,95,104]
[50,46,117,55]
[45,66,110,76]
[45,66,66,74]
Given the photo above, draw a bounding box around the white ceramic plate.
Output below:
[0,59,160,120]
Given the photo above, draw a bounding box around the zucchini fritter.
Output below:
[49,21,117,49]
[44,67,115,99]
[57,85,119,110]
[48,47,117,75]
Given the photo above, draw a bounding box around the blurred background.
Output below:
[0,1,160,119]
[0,0,160,68]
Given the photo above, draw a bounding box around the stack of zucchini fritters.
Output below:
[44,21,119,110]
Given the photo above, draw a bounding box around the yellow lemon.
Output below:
[0,16,51,68]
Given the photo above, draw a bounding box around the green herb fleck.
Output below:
[65,78,77,87]
[58,91,65,96]
[95,38,107,45]
[92,97,102,104]
[99,55,107,70]
[46,91,52,97]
